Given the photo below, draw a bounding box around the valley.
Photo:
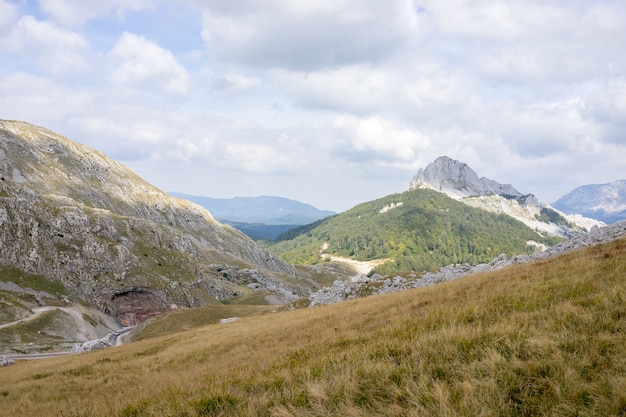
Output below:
[1,230,625,416]
[0,122,620,357]
[1,120,625,417]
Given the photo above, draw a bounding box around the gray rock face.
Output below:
[308,221,626,307]
[408,156,522,199]
[0,120,303,321]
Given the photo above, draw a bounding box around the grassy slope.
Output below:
[264,189,561,273]
[1,237,625,416]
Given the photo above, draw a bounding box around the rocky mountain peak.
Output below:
[408,156,523,199]
[553,180,626,224]
[407,156,603,238]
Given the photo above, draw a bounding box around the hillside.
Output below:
[1,233,625,416]
[553,180,626,224]
[266,188,561,274]
[0,120,310,329]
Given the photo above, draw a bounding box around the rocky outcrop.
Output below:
[71,338,111,353]
[0,120,305,321]
[408,156,603,238]
[0,356,15,367]
[408,156,522,199]
[308,221,626,307]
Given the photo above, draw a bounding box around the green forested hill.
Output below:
[264,189,562,274]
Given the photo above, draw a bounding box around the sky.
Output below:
[0,0,625,212]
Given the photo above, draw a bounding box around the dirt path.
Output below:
[326,256,389,282]
[0,307,53,330]
[0,307,90,341]
[58,308,89,342]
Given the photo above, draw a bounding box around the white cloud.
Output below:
[38,0,110,27]
[212,73,261,93]
[0,0,18,30]
[38,0,157,27]
[491,98,598,158]
[200,0,418,70]
[421,0,626,86]
[271,65,391,114]
[333,115,431,168]
[1,0,625,212]
[108,32,191,94]
[222,141,305,174]
[0,15,90,75]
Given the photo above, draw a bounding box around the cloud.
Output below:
[492,99,598,158]
[333,115,431,169]
[1,0,625,212]
[108,32,191,94]
[200,0,418,70]
[171,121,324,175]
[422,0,626,86]
[0,72,93,124]
[584,76,626,145]
[38,0,157,27]
[212,73,261,93]
[0,0,18,30]
[271,65,391,114]
[0,15,90,75]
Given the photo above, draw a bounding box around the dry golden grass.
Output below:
[1,237,626,416]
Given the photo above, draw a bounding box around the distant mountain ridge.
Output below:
[169,193,335,239]
[553,180,626,224]
[408,156,602,237]
[168,194,335,225]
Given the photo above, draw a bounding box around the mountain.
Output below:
[168,193,335,239]
[553,180,626,224]
[409,156,603,237]
[266,188,562,274]
[409,155,523,199]
[266,156,602,274]
[168,193,335,225]
[0,120,308,326]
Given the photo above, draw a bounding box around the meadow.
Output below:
[1,236,625,416]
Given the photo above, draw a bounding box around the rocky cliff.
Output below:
[409,156,523,199]
[0,120,304,323]
[408,156,603,238]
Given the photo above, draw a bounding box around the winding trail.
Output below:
[0,307,90,341]
[0,307,54,330]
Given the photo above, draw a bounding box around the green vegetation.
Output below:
[535,207,577,230]
[0,266,68,297]
[1,236,625,416]
[264,189,561,274]
[0,309,76,353]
